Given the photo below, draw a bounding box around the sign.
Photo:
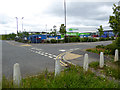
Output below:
[69,28,79,31]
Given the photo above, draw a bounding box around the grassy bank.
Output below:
[89,60,120,80]
[2,65,119,88]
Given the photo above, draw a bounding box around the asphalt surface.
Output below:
[2,40,112,78]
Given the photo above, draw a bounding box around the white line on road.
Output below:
[49,56,53,58]
[59,50,66,52]
[53,55,57,57]
[45,53,48,55]
[44,55,48,56]
[49,54,52,56]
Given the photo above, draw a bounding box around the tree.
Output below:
[109,4,120,37]
[53,25,57,36]
[59,24,66,35]
[97,25,104,38]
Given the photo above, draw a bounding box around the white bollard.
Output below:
[100,52,104,68]
[13,63,21,87]
[55,59,61,76]
[83,53,89,71]
[114,49,119,62]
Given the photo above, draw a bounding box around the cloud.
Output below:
[0,0,118,34]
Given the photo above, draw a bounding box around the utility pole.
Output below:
[22,17,24,32]
[64,0,66,41]
[15,17,18,35]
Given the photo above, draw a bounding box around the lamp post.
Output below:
[15,17,18,35]
[64,0,66,41]
[22,17,24,32]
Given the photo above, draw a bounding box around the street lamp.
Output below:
[64,0,66,41]
[15,17,18,35]
[22,17,24,32]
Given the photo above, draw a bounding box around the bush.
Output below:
[58,40,64,43]
[96,45,105,48]
[99,38,106,41]
[111,36,114,40]
[105,37,120,56]
[51,39,57,43]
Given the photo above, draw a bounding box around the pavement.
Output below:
[63,49,109,67]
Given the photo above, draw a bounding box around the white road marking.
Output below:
[49,54,52,56]
[70,49,73,50]
[38,52,41,54]
[31,48,35,49]
[53,58,56,60]
[74,48,79,50]
[44,55,48,56]
[49,56,53,58]
[59,50,66,52]
[45,53,48,54]
[53,55,57,57]
[41,53,44,55]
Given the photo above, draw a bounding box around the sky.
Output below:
[0,0,119,34]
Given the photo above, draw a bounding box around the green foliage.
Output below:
[97,25,104,37]
[51,39,57,43]
[89,61,120,79]
[59,24,66,35]
[2,65,119,88]
[109,4,120,36]
[89,61,99,70]
[1,33,16,40]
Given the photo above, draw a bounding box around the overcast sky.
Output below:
[0,0,119,34]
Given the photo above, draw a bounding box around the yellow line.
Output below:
[60,60,67,66]
[56,52,68,67]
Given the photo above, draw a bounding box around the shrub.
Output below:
[111,36,114,40]
[99,38,106,41]
[51,39,57,43]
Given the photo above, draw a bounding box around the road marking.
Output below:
[45,53,48,54]
[44,55,48,56]
[37,52,41,54]
[60,60,68,66]
[53,58,56,60]
[49,56,53,58]
[21,44,31,47]
[59,50,66,52]
[49,54,52,56]
[53,55,57,57]
[41,53,44,55]
[31,48,35,49]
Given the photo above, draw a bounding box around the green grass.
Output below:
[2,65,119,88]
[89,60,120,80]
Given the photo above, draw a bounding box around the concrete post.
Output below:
[100,52,104,68]
[13,63,21,87]
[114,49,119,62]
[55,59,61,76]
[83,53,89,71]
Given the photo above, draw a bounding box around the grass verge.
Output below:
[2,65,119,88]
[89,60,120,80]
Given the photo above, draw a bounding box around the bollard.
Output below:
[55,59,61,76]
[100,52,104,68]
[13,63,21,87]
[114,49,119,62]
[83,53,89,71]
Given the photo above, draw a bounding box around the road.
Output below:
[2,40,112,78]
